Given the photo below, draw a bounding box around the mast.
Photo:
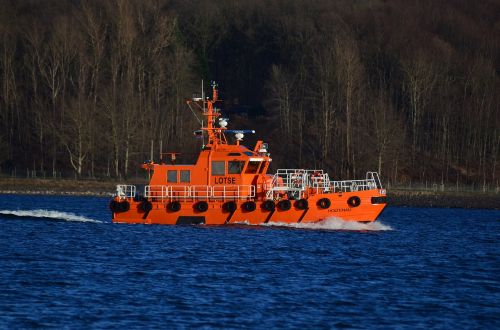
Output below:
[186,81,227,148]
[203,82,227,147]
[205,82,218,145]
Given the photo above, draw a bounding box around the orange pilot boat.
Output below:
[110,82,387,225]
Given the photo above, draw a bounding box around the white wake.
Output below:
[0,209,102,223]
[264,217,392,231]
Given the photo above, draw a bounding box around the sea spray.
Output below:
[0,209,102,223]
[263,217,392,231]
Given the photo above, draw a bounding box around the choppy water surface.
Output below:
[0,195,499,329]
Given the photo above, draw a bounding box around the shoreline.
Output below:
[0,178,498,210]
[0,178,118,197]
[386,190,500,210]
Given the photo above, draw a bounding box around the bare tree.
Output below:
[335,36,364,177]
[401,51,438,161]
[62,66,92,177]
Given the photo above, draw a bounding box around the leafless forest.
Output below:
[0,0,499,189]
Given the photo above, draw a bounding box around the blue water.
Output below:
[0,195,499,329]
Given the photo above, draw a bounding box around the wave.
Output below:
[263,217,392,231]
[0,209,102,223]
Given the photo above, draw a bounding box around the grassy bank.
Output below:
[0,178,498,210]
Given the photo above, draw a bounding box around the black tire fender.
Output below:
[109,200,119,212]
[140,200,152,212]
[242,201,256,212]
[261,200,275,212]
[195,201,209,212]
[295,199,308,210]
[168,201,181,212]
[120,200,131,212]
[223,201,237,212]
[317,198,331,209]
[347,196,361,207]
[278,199,292,211]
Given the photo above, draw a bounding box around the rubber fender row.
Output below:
[161,199,311,213]
[316,196,361,208]
[112,196,364,214]
[111,199,152,213]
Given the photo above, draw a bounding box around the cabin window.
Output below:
[228,152,241,156]
[167,170,177,183]
[228,161,245,174]
[180,170,190,183]
[258,162,266,174]
[212,161,225,175]
[245,161,261,174]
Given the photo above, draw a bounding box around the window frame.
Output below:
[167,170,178,183]
[258,162,267,174]
[228,160,246,174]
[180,170,190,183]
[245,161,261,174]
[211,161,225,176]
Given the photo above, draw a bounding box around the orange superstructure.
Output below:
[110,82,387,225]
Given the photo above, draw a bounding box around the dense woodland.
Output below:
[0,0,499,189]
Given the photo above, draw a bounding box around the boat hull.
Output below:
[112,190,387,225]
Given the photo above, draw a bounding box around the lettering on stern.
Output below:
[328,208,352,212]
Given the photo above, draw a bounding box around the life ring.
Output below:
[317,198,331,209]
[347,196,361,207]
[278,199,291,211]
[140,200,152,212]
[195,201,209,212]
[242,201,256,212]
[295,199,308,210]
[311,172,323,185]
[223,201,237,212]
[167,201,181,212]
[262,200,275,212]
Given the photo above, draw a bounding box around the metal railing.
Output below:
[118,171,383,201]
[367,172,383,189]
[309,173,331,192]
[116,185,136,199]
[191,185,212,198]
[330,179,376,192]
[142,184,255,201]
[274,169,328,190]
[266,169,331,199]
[167,185,192,199]
[144,185,169,201]
[330,172,383,193]
[212,185,255,200]
[265,170,383,198]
